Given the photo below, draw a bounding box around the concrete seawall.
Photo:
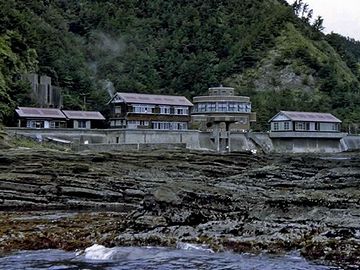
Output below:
[6,128,360,153]
[341,135,360,151]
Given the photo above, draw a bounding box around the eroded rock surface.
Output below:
[0,148,360,268]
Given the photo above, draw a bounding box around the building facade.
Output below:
[62,110,105,129]
[15,107,105,129]
[191,86,256,131]
[108,92,193,130]
[269,111,341,133]
[16,107,67,128]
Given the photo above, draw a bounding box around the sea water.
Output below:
[0,243,336,270]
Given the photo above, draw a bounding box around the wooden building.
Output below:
[16,107,105,129]
[62,110,105,129]
[15,107,67,128]
[108,92,193,130]
[269,111,341,133]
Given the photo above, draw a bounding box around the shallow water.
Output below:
[0,245,336,270]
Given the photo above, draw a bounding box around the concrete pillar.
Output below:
[214,123,220,152]
[226,122,231,152]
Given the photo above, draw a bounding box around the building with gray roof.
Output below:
[15,107,105,129]
[108,92,193,130]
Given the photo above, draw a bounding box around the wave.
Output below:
[81,242,214,261]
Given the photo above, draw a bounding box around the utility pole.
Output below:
[80,93,89,111]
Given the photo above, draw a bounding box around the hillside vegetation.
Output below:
[0,0,360,130]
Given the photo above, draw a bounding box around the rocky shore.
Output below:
[0,147,360,268]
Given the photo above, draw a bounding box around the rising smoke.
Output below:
[87,31,126,97]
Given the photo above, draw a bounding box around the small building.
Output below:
[269,111,341,133]
[108,92,193,130]
[15,107,67,128]
[268,111,345,153]
[62,110,105,129]
[15,107,105,129]
[191,86,256,132]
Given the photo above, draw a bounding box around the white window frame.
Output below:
[273,122,279,131]
[133,104,155,114]
[78,120,87,128]
[284,122,290,130]
[295,122,306,131]
[174,107,188,115]
[160,106,171,114]
[218,102,227,112]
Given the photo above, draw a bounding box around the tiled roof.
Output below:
[15,107,66,119]
[278,111,341,123]
[62,110,105,120]
[113,92,193,106]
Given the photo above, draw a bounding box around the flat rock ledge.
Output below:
[0,148,360,269]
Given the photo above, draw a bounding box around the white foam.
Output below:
[176,242,214,253]
[83,244,117,260]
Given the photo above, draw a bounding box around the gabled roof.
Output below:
[15,107,66,119]
[109,92,193,106]
[269,111,342,123]
[62,110,105,120]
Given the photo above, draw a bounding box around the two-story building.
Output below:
[108,92,193,130]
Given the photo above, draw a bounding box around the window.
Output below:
[174,107,188,115]
[208,103,216,112]
[199,104,206,112]
[152,121,187,130]
[246,104,251,113]
[160,106,171,114]
[78,120,87,128]
[273,122,279,131]
[50,121,64,128]
[295,122,305,131]
[284,122,290,130]
[228,103,237,112]
[133,104,155,114]
[238,103,246,112]
[179,122,188,130]
[332,123,339,131]
[114,107,121,114]
[27,120,44,128]
[218,102,227,112]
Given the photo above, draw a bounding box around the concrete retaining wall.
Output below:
[74,143,186,152]
[271,138,342,153]
[6,127,360,153]
[341,135,360,151]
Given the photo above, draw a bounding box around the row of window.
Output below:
[273,121,340,131]
[110,120,188,130]
[152,122,188,130]
[273,122,290,131]
[26,120,66,129]
[192,102,251,113]
[131,105,189,115]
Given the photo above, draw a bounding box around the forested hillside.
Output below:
[0,0,359,130]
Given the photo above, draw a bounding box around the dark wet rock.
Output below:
[0,148,360,269]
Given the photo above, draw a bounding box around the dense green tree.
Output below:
[0,0,359,130]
